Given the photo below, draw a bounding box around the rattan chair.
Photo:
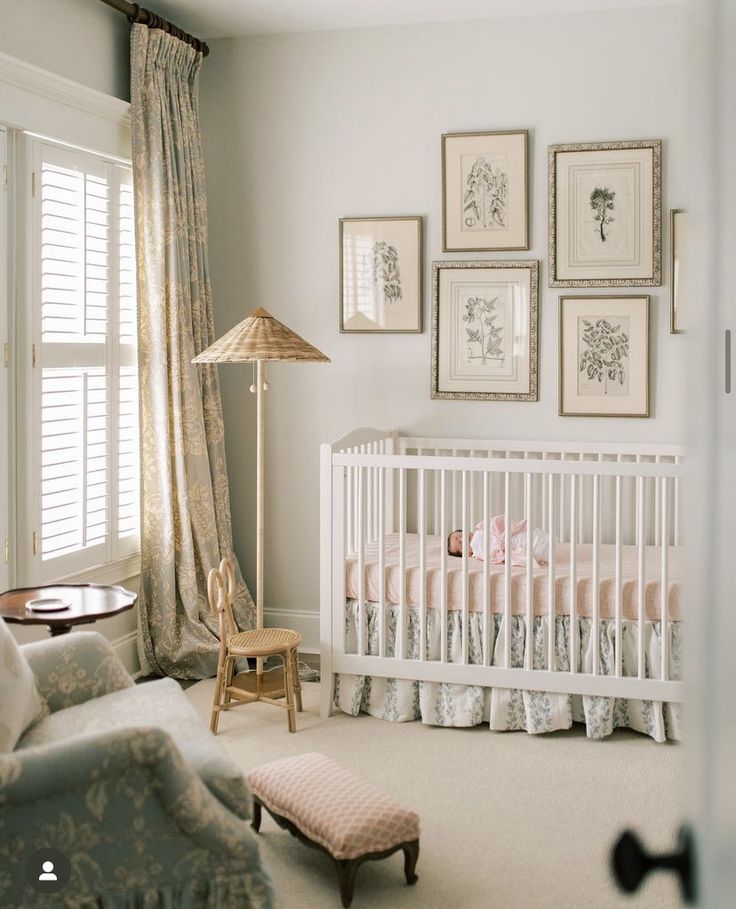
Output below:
[208,557,303,734]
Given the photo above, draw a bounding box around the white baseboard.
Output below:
[112,630,142,679]
[264,608,319,653]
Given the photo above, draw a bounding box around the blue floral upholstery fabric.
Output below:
[0,632,273,909]
[335,601,682,742]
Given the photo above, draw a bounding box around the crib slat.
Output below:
[674,461,681,546]
[367,446,374,543]
[398,468,407,661]
[578,453,585,545]
[526,472,534,670]
[440,470,448,664]
[654,455,661,547]
[615,475,623,678]
[434,468,441,535]
[419,469,427,663]
[347,465,354,554]
[461,470,469,666]
[357,466,366,657]
[559,472,565,543]
[569,474,578,673]
[661,476,669,682]
[504,471,512,669]
[452,451,459,527]
[637,475,646,680]
[548,473,556,672]
[592,474,600,677]
[378,466,386,659]
[483,471,491,667]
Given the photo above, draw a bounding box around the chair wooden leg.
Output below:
[284,652,297,733]
[210,653,227,734]
[223,656,235,708]
[291,647,303,712]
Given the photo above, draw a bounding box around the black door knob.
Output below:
[612,825,695,903]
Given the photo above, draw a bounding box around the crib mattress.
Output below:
[345,533,682,622]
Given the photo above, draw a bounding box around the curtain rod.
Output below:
[99,0,210,57]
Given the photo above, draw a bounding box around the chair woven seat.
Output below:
[228,627,303,657]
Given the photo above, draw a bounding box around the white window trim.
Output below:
[0,55,137,589]
[0,126,10,593]
[18,135,140,585]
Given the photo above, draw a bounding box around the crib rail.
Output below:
[320,431,684,719]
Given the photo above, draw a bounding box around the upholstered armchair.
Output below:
[0,631,274,909]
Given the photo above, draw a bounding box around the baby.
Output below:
[447,515,550,566]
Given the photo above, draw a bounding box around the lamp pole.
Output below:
[255,358,265,681]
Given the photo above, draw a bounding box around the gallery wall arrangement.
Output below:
[338,129,680,418]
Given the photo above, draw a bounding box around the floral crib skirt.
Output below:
[334,600,682,743]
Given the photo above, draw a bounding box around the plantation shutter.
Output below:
[33,139,139,581]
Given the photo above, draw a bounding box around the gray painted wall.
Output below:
[199,5,700,647]
[0,0,131,99]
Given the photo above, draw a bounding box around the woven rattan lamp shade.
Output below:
[193,307,330,363]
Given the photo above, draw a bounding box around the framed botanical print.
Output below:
[339,216,422,333]
[442,130,529,252]
[559,295,649,417]
[431,260,539,401]
[670,208,687,333]
[548,140,662,287]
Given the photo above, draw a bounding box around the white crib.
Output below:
[319,429,685,732]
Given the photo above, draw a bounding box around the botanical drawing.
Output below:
[463,296,504,362]
[371,241,402,303]
[578,317,629,395]
[589,187,616,242]
[462,156,508,231]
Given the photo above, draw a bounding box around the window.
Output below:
[23,137,139,583]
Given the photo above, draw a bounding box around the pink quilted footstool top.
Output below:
[246,752,420,860]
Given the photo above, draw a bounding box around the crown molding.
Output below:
[0,52,131,128]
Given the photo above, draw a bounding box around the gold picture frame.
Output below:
[442,130,529,252]
[670,208,686,333]
[559,295,650,418]
[339,216,423,333]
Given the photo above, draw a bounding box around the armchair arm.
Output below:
[0,726,274,908]
[21,631,134,713]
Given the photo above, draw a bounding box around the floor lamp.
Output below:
[193,307,330,688]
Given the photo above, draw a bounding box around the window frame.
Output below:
[16,131,140,586]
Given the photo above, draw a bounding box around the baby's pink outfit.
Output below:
[469,515,550,566]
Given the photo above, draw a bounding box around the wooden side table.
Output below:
[0,585,137,637]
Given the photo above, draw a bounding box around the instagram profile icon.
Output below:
[25,848,71,894]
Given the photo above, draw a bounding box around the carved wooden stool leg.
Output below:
[251,798,262,833]
[210,656,226,734]
[402,839,420,885]
[334,857,362,908]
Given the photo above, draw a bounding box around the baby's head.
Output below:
[447,529,469,557]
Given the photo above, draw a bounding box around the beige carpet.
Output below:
[186,680,682,909]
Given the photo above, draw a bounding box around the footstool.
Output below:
[246,752,420,907]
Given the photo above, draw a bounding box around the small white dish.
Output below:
[26,598,71,613]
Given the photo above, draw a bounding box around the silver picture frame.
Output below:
[548,140,662,288]
[431,260,539,401]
